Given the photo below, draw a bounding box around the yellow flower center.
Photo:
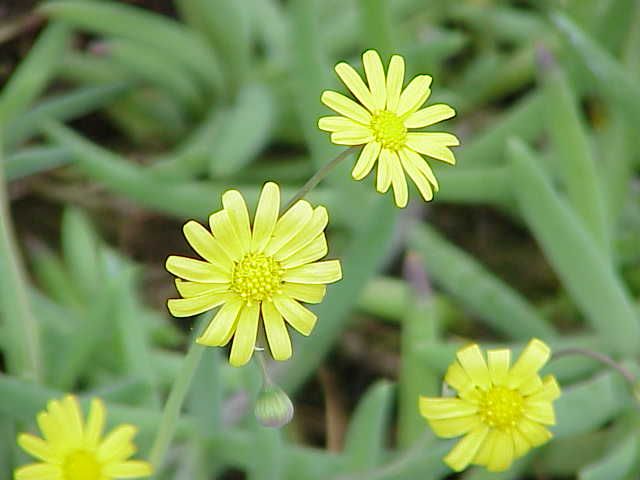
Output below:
[370,110,407,150]
[478,386,524,430]
[231,252,283,304]
[63,451,101,480]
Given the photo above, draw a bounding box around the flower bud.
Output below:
[254,382,294,428]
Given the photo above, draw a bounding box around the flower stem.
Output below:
[552,347,637,386]
[285,146,358,209]
[149,324,206,472]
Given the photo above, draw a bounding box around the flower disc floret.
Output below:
[231,253,283,304]
[478,386,524,430]
[370,110,407,150]
[419,339,561,473]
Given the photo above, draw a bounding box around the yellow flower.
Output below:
[419,339,560,472]
[15,395,152,480]
[319,49,459,208]
[165,181,342,366]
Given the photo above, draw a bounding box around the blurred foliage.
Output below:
[1,0,640,479]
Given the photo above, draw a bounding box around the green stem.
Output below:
[285,146,358,209]
[552,347,636,387]
[148,327,205,471]
[0,143,41,381]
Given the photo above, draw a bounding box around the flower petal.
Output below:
[526,375,561,402]
[166,256,230,283]
[168,291,233,317]
[516,417,552,447]
[400,147,439,189]
[507,339,551,389]
[102,460,153,478]
[174,279,230,298]
[222,189,251,252]
[275,206,328,260]
[405,133,458,164]
[524,401,556,425]
[321,90,372,124]
[335,61,377,112]
[456,344,491,390]
[61,395,83,447]
[14,463,61,480]
[97,425,137,462]
[183,221,232,269]
[196,298,243,346]
[36,412,62,447]
[17,434,55,463]
[85,398,106,449]
[398,148,434,201]
[444,361,473,393]
[419,397,478,420]
[352,141,381,180]
[209,211,244,261]
[229,303,260,367]
[405,104,456,128]
[262,301,293,361]
[473,428,498,467]
[280,235,328,269]
[427,415,481,438]
[362,50,386,110]
[385,55,405,112]
[389,151,408,207]
[264,200,313,256]
[282,260,342,284]
[488,349,511,387]
[318,115,365,132]
[252,182,280,252]
[444,425,490,472]
[376,148,393,193]
[485,430,515,472]
[331,128,374,145]
[273,295,317,335]
[512,428,531,458]
[397,75,432,117]
[281,283,326,304]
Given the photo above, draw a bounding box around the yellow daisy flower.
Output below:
[15,395,152,480]
[165,181,342,367]
[420,339,560,472]
[318,49,459,208]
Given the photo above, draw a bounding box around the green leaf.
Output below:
[0,23,69,124]
[209,83,275,177]
[544,64,609,254]
[343,380,394,472]
[409,223,556,340]
[508,139,640,356]
[580,432,639,480]
[41,1,223,91]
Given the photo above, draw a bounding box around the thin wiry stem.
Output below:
[285,146,358,209]
[552,347,637,386]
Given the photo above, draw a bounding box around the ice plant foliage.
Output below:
[166,182,342,366]
[420,339,560,472]
[319,49,459,207]
[15,395,152,480]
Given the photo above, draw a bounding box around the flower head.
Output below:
[319,49,459,207]
[15,395,152,480]
[420,339,560,472]
[166,182,342,366]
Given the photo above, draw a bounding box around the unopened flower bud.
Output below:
[254,382,294,428]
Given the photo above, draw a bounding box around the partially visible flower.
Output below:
[15,395,152,480]
[319,49,459,208]
[166,182,342,367]
[420,339,560,472]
